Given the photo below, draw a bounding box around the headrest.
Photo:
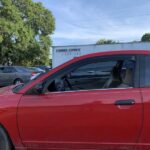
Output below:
[123,69,133,86]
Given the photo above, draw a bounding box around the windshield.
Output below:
[15,67,30,73]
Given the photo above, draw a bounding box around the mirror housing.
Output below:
[34,83,44,94]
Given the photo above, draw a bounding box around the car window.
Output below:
[15,67,29,73]
[0,68,3,73]
[141,55,150,87]
[0,67,4,73]
[70,61,116,77]
[35,68,44,72]
[46,55,136,93]
[26,67,44,73]
[3,67,16,73]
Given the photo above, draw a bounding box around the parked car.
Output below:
[0,66,31,87]
[1,50,150,150]
[26,67,45,80]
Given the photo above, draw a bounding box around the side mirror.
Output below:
[34,83,44,94]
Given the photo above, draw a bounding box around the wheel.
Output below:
[0,127,13,150]
[14,78,23,85]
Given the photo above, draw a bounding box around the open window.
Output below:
[46,55,136,93]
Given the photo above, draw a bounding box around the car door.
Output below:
[18,54,143,150]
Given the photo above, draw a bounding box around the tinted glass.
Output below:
[35,68,44,72]
[68,61,117,90]
[47,55,136,92]
[15,67,29,73]
[141,56,150,87]
[0,67,4,73]
[71,61,116,77]
[0,67,16,73]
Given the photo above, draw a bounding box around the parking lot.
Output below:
[1,0,150,149]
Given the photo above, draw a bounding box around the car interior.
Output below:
[46,58,135,92]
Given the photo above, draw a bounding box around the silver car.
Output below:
[0,66,31,87]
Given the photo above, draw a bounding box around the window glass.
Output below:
[0,67,3,73]
[46,55,136,92]
[142,56,150,87]
[15,67,29,73]
[71,61,116,77]
[3,67,15,73]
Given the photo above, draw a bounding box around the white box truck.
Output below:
[52,42,150,68]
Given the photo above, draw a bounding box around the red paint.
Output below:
[18,88,142,150]
[0,50,149,150]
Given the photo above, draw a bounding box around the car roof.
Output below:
[0,66,14,69]
[73,50,150,61]
[0,66,24,68]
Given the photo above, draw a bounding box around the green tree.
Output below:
[0,0,55,66]
[141,33,150,42]
[96,39,117,45]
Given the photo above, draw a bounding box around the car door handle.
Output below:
[115,99,135,106]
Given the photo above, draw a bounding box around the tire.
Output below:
[0,127,13,150]
[14,78,23,85]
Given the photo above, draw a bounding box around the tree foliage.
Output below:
[141,33,150,42]
[0,0,55,66]
[96,39,117,45]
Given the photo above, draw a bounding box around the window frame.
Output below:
[45,54,139,92]
[26,54,140,95]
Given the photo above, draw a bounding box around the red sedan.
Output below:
[0,50,150,150]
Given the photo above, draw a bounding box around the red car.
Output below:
[1,50,150,150]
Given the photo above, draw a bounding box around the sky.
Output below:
[34,0,150,46]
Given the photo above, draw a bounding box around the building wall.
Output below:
[52,42,150,68]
